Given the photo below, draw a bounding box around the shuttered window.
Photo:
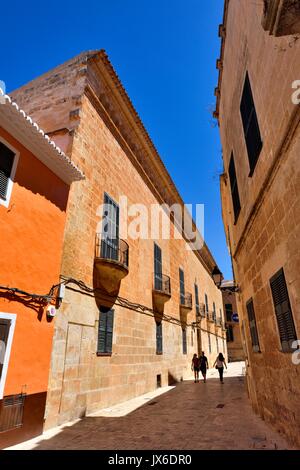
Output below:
[154,243,163,291]
[0,142,15,201]
[205,293,209,313]
[195,284,200,315]
[229,153,241,223]
[270,268,297,353]
[156,322,163,355]
[246,299,260,353]
[0,319,11,380]
[97,308,114,355]
[216,337,219,352]
[179,268,185,305]
[213,302,216,322]
[182,329,187,355]
[225,303,233,322]
[240,72,263,175]
[226,324,234,342]
[101,193,119,261]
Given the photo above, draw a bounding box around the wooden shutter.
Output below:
[208,332,211,353]
[0,319,11,379]
[205,293,209,313]
[0,142,15,200]
[240,72,263,174]
[182,329,187,355]
[225,303,233,322]
[246,299,260,352]
[270,269,297,352]
[226,324,234,342]
[154,243,162,290]
[97,308,114,354]
[195,284,200,314]
[213,302,216,322]
[156,322,163,354]
[101,193,120,261]
[229,153,241,222]
[179,269,185,304]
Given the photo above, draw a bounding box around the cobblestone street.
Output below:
[7,363,293,450]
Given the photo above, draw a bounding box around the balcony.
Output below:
[206,311,215,323]
[94,234,129,293]
[196,303,206,318]
[262,0,300,36]
[152,273,171,312]
[180,292,193,314]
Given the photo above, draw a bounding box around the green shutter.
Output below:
[97,308,114,354]
[246,299,260,352]
[270,269,297,353]
[156,322,163,354]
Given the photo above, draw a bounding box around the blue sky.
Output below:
[1,0,232,279]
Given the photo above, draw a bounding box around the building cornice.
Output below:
[214,0,230,123]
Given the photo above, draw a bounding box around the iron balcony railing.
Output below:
[95,233,129,269]
[153,273,171,295]
[207,311,215,322]
[196,303,206,317]
[180,292,192,309]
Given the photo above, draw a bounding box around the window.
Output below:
[219,308,223,323]
[229,153,241,223]
[156,322,163,355]
[208,333,211,353]
[195,284,200,315]
[154,243,162,291]
[101,193,119,261]
[216,337,219,352]
[182,329,187,355]
[240,72,263,175]
[246,299,260,353]
[0,139,18,208]
[179,268,185,305]
[225,303,233,322]
[0,313,16,399]
[223,338,225,352]
[205,293,209,313]
[270,268,297,353]
[213,302,216,322]
[97,308,114,355]
[226,324,234,342]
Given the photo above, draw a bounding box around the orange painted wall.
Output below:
[0,126,69,396]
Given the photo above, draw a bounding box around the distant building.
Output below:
[0,93,83,448]
[215,0,300,448]
[221,281,245,362]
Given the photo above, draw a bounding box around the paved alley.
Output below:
[7,363,293,450]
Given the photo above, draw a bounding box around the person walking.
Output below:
[191,353,200,383]
[199,351,209,383]
[213,353,227,384]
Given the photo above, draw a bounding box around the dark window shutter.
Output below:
[156,322,163,354]
[246,299,260,352]
[179,269,185,304]
[213,302,216,322]
[205,293,209,313]
[97,308,114,354]
[229,153,241,222]
[208,333,211,353]
[270,269,297,352]
[240,72,263,174]
[0,319,11,379]
[154,243,162,290]
[195,284,200,314]
[182,329,187,355]
[105,310,114,353]
[225,303,233,322]
[101,193,120,261]
[226,324,234,342]
[0,142,15,200]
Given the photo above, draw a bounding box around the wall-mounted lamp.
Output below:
[212,266,223,288]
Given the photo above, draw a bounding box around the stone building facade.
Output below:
[215,0,300,447]
[12,51,227,429]
[221,281,245,362]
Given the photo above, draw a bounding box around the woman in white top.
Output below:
[213,353,227,384]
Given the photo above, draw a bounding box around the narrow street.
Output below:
[8,363,293,450]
